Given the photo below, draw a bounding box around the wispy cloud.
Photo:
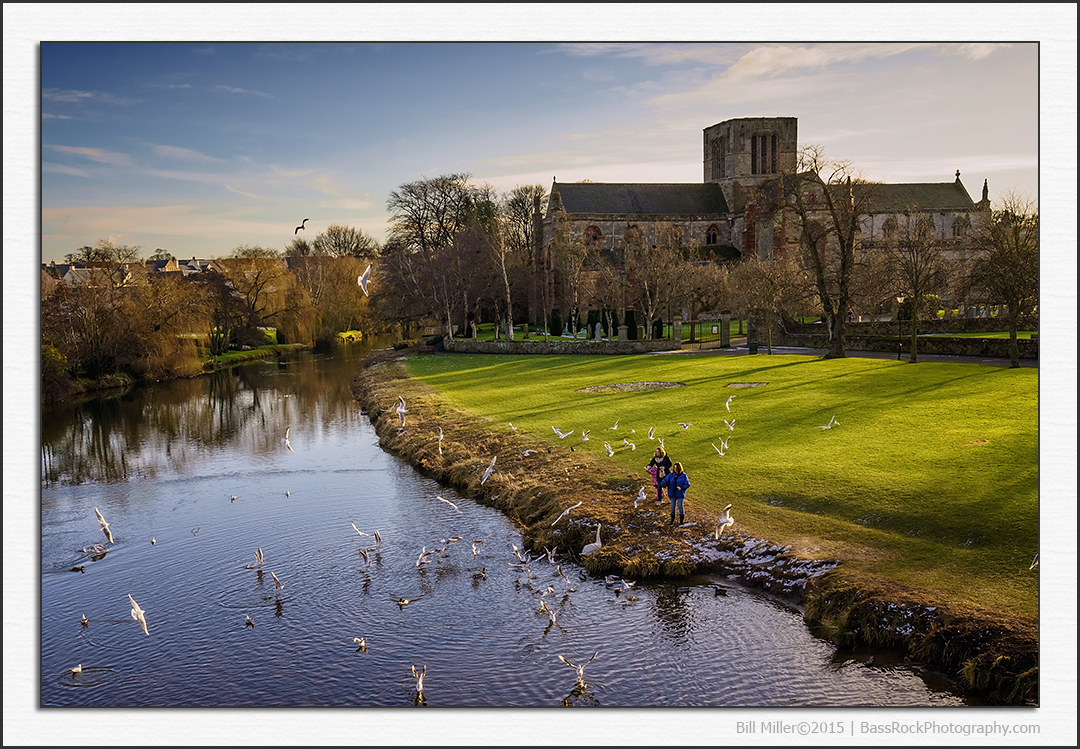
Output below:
[150,144,225,163]
[224,184,281,200]
[722,43,931,80]
[951,43,1012,61]
[42,113,73,120]
[214,85,270,97]
[48,145,134,167]
[42,162,89,177]
[556,43,744,67]
[42,88,135,105]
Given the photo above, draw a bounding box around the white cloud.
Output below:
[150,144,225,163]
[41,113,73,120]
[951,43,1012,61]
[42,162,89,177]
[47,145,134,167]
[214,85,270,97]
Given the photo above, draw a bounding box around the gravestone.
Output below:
[720,313,731,347]
[673,320,682,345]
[747,319,758,355]
[618,325,628,342]
[594,322,603,341]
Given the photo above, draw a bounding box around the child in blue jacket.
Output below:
[660,462,690,525]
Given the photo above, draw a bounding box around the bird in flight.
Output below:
[294,218,309,235]
[647,427,655,440]
[270,571,285,595]
[712,442,725,457]
[128,594,149,636]
[245,615,255,628]
[552,426,573,439]
[281,427,295,453]
[1029,552,1039,571]
[481,456,497,484]
[550,501,583,527]
[726,395,735,413]
[436,495,462,513]
[351,522,371,539]
[724,419,735,432]
[815,416,839,430]
[607,420,620,431]
[358,264,372,296]
[80,614,89,627]
[254,547,265,568]
[353,637,367,652]
[581,430,590,442]
[678,422,692,430]
[94,507,114,545]
[438,427,444,455]
[623,439,636,451]
[411,664,426,693]
[558,651,599,686]
[604,442,614,457]
[395,396,408,427]
[714,504,734,539]
[635,486,648,508]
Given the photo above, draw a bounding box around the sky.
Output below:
[34,35,1045,263]
[5,4,1077,746]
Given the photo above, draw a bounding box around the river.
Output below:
[39,342,973,709]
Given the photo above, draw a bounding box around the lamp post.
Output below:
[896,295,906,360]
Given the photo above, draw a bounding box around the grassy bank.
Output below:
[401,350,1038,620]
[354,350,1039,705]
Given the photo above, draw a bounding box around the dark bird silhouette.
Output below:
[294,218,309,235]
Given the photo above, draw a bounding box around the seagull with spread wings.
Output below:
[294,218,309,235]
[558,651,599,686]
[550,501,583,527]
[94,507,114,544]
[481,456,497,484]
[358,264,372,296]
[128,594,149,636]
[552,426,573,439]
[714,504,734,539]
[281,427,296,453]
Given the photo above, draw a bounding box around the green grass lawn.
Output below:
[921,331,1037,339]
[402,352,1038,620]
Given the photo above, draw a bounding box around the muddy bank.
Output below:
[352,350,1038,706]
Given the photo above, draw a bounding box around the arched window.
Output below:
[705,224,720,246]
[624,224,644,248]
[952,215,971,238]
[584,225,603,248]
[751,133,779,175]
[882,217,897,240]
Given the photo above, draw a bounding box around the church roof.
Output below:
[552,182,729,216]
[858,180,977,213]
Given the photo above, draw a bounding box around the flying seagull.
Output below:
[294,218,309,235]
[412,664,426,693]
[395,396,408,427]
[607,420,620,431]
[635,486,647,508]
[351,522,371,539]
[558,651,599,686]
[648,427,655,440]
[270,571,284,595]
[436,495,462,513]
[254,547,265,568]
[552,426,574,439]
[714,504,734,539]
[604,442,614,457]
[94,507,114,544]
[128,594,149,636]
[80,614,89,627]
[1029,552,1039,571]
[481,456,497,484]
[509,422,517,431]
[581,430,591,442]
[724,419,735,432]
[358,264,372,296]
[678,422,692,430]
[815,416,839,430]
[550,501,583,526]
[245,615,255,628]
[281,427,295,453]
[438,427,444,455]
[353,637,367,652]
[726,395,735,413]
[712,442,725,457]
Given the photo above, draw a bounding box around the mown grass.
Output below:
[401,351,1038,620]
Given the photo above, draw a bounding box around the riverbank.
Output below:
[352,348,1038,706]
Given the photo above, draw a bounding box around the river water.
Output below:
[39,343,973,708]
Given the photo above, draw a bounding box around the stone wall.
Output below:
[442,338,677,355]
[777,332,1039,359]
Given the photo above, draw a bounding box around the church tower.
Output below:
[703,117,798,213]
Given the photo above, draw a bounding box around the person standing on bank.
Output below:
[660,462,690,525]
[646,447,672,504]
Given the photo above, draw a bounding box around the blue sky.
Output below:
[36,34,1045,262]
[5,4,1077,746]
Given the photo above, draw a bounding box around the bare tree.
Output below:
[311,224,380,258]
[623,223,684,340]
[786,145,881,358]
[548,210,597,339]
[64,239,142,265]
[968,192,1039,368]
[735,253,809,354]
[884,209,951,363]
[683,261,731,342]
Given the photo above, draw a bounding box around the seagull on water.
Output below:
[436,495,462,513]
[815,415,839,430]
[552,426,573,439]
[604,442,614,457]
[372,529,382,546]
[357,264,372,296]
[359,547,371,568]
[481,456,497,484]
[80,614,89,627]
[411,664,426,693]
[294,218,309,234]
[724,418,735,432]
[94,507,114,544]
[70,664,82,675]
[538,600,557,625]
[395,597,413,608]
[151,537,156,545]
[254,547,265,568]
[558,651,599,686]
[281,427,295,453]
[353,637,367,652]
[551,501,582,526]
[245,615,255,628]
[270,571,284,595]
[581,524,603,556]
[128,594,149,636]
[714,504,734,539]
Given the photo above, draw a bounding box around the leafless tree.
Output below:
[623,223,685,340]
[64,239,142,265]
[967,192,1039,367]
[311,224,380,258]
[883,209,951,363]
[734,253,810,354]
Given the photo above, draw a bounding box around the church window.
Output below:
[771,134,778,173]
[952,215,971,238]
[584,225,603,248]
[882,217,897,240]
[752,133,777,175]
[705,224,720,245]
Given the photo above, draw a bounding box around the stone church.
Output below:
[531,116,990,324]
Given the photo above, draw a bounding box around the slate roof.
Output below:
[552,182,729,216]
[856,181,977,213]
